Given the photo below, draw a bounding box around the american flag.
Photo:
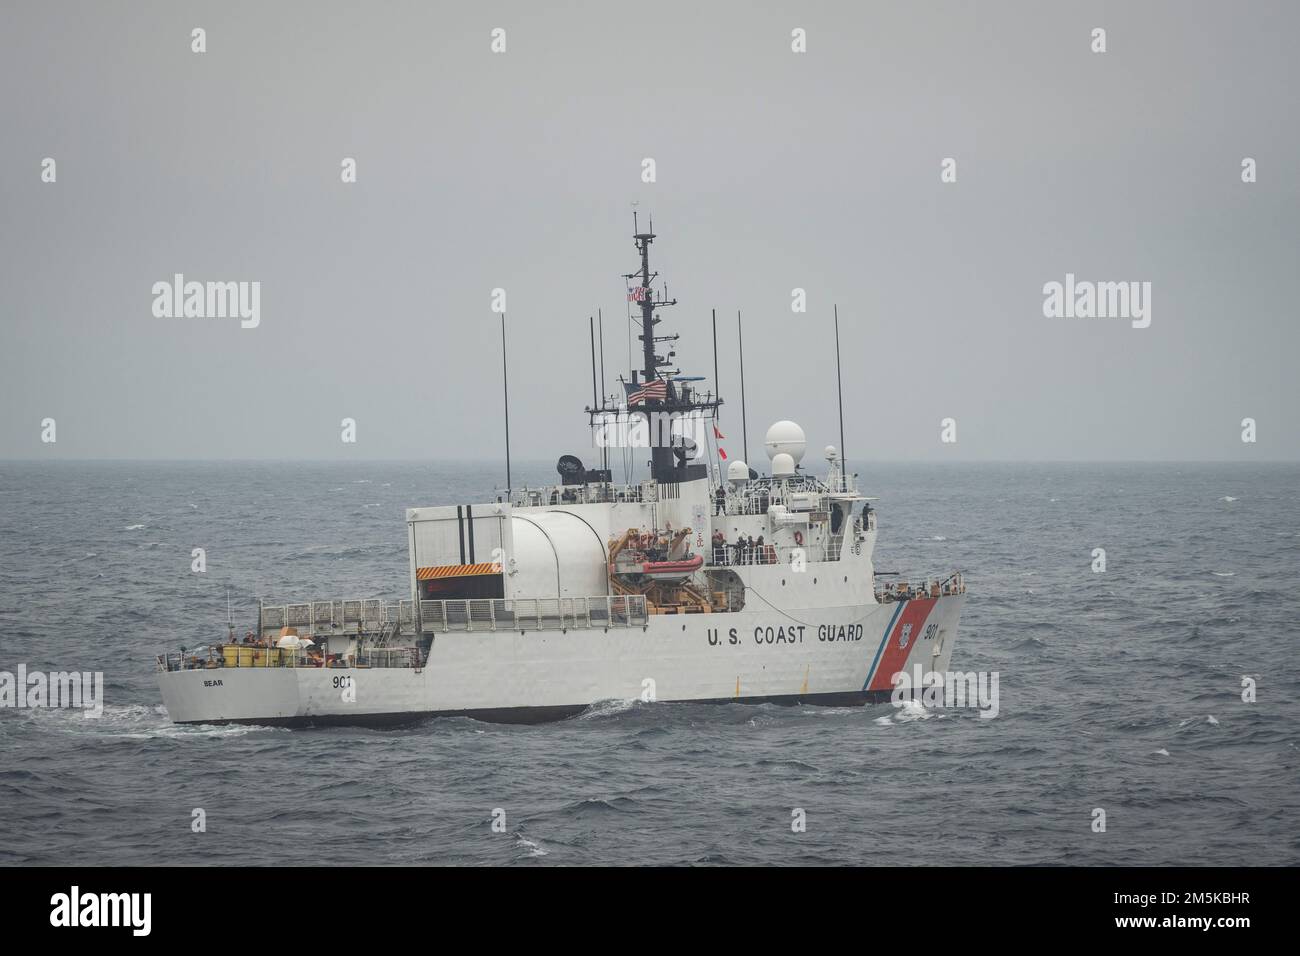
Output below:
[627,286,648,302]
[626,379,667,405]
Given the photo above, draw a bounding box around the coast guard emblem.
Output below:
[898,623,912,649]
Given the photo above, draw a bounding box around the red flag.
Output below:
[713,425,725,439]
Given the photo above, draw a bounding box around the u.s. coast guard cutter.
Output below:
[158,226,967,725]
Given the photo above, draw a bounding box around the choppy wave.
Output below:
[513,833,549,858]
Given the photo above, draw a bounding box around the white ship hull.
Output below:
[156,227,971,728]
[160,593,964,725]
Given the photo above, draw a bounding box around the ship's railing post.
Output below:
[489,600,497,631]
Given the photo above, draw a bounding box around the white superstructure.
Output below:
[158,226,967,726]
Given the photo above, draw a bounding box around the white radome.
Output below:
[765,421,806,464]
[771,452,796,477]
[726,459,750,483]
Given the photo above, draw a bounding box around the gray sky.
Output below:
[2,0,1297,463]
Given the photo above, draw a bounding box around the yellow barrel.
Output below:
[222,646,239,667]
[237,646,255,667]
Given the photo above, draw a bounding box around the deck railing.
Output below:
[258,599,414,638]
[876,571,967,603]
[512,481,656,508]
[252,594,645,641]
[417,594,647,632]
[156,643,421,673]
[708,539,843,567]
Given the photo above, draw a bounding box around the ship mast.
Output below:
[632,215,674,389]
[585,216,724,484]
[631,215,683,482]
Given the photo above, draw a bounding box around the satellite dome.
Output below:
[764,421,806,464]
[726,459,750,483]
[772,452,796,478]
[825,445,838,460]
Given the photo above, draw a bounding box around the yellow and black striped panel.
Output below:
[416,563,502,581]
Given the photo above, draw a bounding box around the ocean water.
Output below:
[0,460,1295,866]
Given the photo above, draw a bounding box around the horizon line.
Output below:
[1,457,1296,466]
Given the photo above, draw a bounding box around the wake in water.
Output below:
[577,698,643,720]
[8,704,280,741]
[873,699,937,726]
